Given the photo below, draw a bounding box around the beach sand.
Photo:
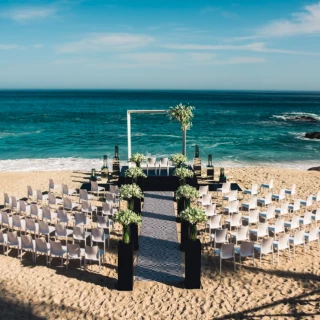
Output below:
[0,168,319,319]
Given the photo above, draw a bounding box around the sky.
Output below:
[0,0,320,90]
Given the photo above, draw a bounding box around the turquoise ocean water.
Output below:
[0,90,319,171]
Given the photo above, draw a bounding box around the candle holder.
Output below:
[207,154,213,167]
[101,155,109,178]
[90,168,97,181]
[195,145,199,158]
[206,154,214,180]
[114,146,119,159]
[219,167,226,183]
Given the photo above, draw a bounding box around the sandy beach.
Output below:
[0,167,319,319]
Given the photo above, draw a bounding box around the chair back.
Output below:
[57,209,68,223]
[19,200,28,214]
[81,200,91,213]
[249,209,259,223]
[42,206,51,221]
[91,228,104,241]
[63,197,72,210]
[221,243,235,259]
[228,190,238,201]
[39,221,49,234]
[236,226,249,241]
[67,243,81,258]
[85,245,99,260]
[306,195,313,207]
[303,211,312,225]
[4,193,10,205]
[55,224,67,237]
[0,230,5,243]
[97,216,110,228]
[160,157,169,167]
[308,227,319,242]
[266,205,275,218]
[260,237,273,254]
[240,241,254,256]
[199,185,209,197]
[258,222,268,237]
[62,184,69,196]
[269,179,274,189]
[8,231,19,245]
[231,213,242,226]
[202,194,212,206]
[290,215,300,229]
[291,184,296,195]
[12,215,21,228]
[275,218,285,233]
[74,213,86,226]
[314,208,320,221]
[293,199,300,211]
[294,229,305,245]
[35,237,48,252]
[222,183,231,193]
[1,211,9,224]
[102,202,113,216]
[105,193,115,203]
[205,204,216,216]
[37,190,44,201]
[90,181,98,192]
[147,157,156,166]
[251,184,258,195]
[279,202,289,216]
[73,226,85,240]
[277,233,289,250]
[80,189,89,201]
[315,191,320,202]
[30,203,39,217]
[21,234,33,249]
[249,197,257,209]
[48,193,56,206]
[209,215,221,229]
[49,179,54,190]
[229,200,239,214]
[109,185,120,195]
[11,196,18,209]
[265,192,272,205]
[50,240,63,256]
[279,189,286,200]
[27,186,33,198]
[215,228,228,243]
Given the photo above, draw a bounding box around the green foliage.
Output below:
[167,103,195,131]
[176,184,199,200]
[125,167,147,180]
[174,167,194,180]
[180,206,207,225]
[115,209,142,227]
[119,184,143,200]
[170,153,187,167]
[130,153,146,166]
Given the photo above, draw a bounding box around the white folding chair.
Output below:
[21,234,35,263]
[27,186,37,201]
[224,200,239,216]
[6,231,21,257]
[38,220,55,241]
[275,202,289,218]
[225,213,242,231]
[198,194,212,207]
[288,199,301,216]
[205,204,216,217]
[4,193,11,208]
[79,189,94,203]
[90,181,105,197]
[241,197,257,211]
[30,203,42,221]
[285,184,296,199]
[42,206,57,225]
[230,226,249,245]
[304,227,320,252]
[259,205,275,222]
[159,157,169,176]
[215,243,235,273]
[35,237,50,265]
[48,193,63,208]
[82,200,97,219]
[289,229,305,258]
[268,218,285,239]
[254,237,274,265]
[313,191,320,208]
[211,228,228,252]
[147,157,157,176]
[63,197,78,212]
[284,215,300,234]
[273,233,290,264]
[234,241,254,269]
[311,208,320,225]
[242,209,259,227]
[243,184,258,197]
[49,179,61,194]
[49,240,67,267]
[250,222,268,241]
[73,226,90,246]
[91,227,110,254]
[25,218,39,236]
[84,245,102,272]
[55,224,73,242]
[36,190,48,206]
[67,243,84,269]
[272,189,286,202]
[300,195,313,211]
[12,215,26,233]
[62,184,78,197]
[260,179,274,192]
[299,211,312,229]
[257,192,272,207]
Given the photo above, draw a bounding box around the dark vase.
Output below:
[180,220,190,252]
[185,239,201,289]
[177,197,185,221]
[130,223,139,251]
[133,197,142,214]
[117,241,133,291]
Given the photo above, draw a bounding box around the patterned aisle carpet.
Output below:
[136,191,183,283]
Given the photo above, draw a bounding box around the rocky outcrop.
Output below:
[308,166,320,171]
[294,116,318,121]
[305,132,320,139]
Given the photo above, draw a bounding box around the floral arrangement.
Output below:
[115,209,142,244]
[180,206,207,240]
[129,153,146,167]
[119,184,143,200]
[174,167,194,185]
[170,153,187,167]
[125,167,147,181]
[176,184,199,201]
[167,103,195,131]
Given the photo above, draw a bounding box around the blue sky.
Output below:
[0,0,320,90]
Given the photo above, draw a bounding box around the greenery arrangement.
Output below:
[125,167,147,183]
[115,209,142,244]
[180,206,207,240]
[176,184,199,201]
[174,167,194,185]
[129,153,146,167]
[170,153,187,168]
[119,183,143,210]
[167,103,195,131]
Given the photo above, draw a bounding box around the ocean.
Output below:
[0,90,319,171]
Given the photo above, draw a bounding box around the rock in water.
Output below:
[294,116,318,121]
[308,166,320,171]
[305,132,320,139]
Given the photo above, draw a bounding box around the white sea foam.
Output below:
[272,112,320,121]
[0,130,42,139]
[289,132,320,142]
[0,157,318,172]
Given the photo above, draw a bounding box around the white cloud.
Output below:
[2,7,56,22]
[162,42,313,55]
[0,44,20,50]
[54,58,88,65]
[215,57,265,65]
[33,44,44,49]
[120,52,176,64]
[56,33,154,53]
[186,52,217,63]
[258,1,320,37]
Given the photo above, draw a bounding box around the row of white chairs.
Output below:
[212,226,319,272]
[0,231,104,271]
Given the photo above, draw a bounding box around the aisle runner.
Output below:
[136,191,183,283]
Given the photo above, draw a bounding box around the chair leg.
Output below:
[220,257,222,273]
